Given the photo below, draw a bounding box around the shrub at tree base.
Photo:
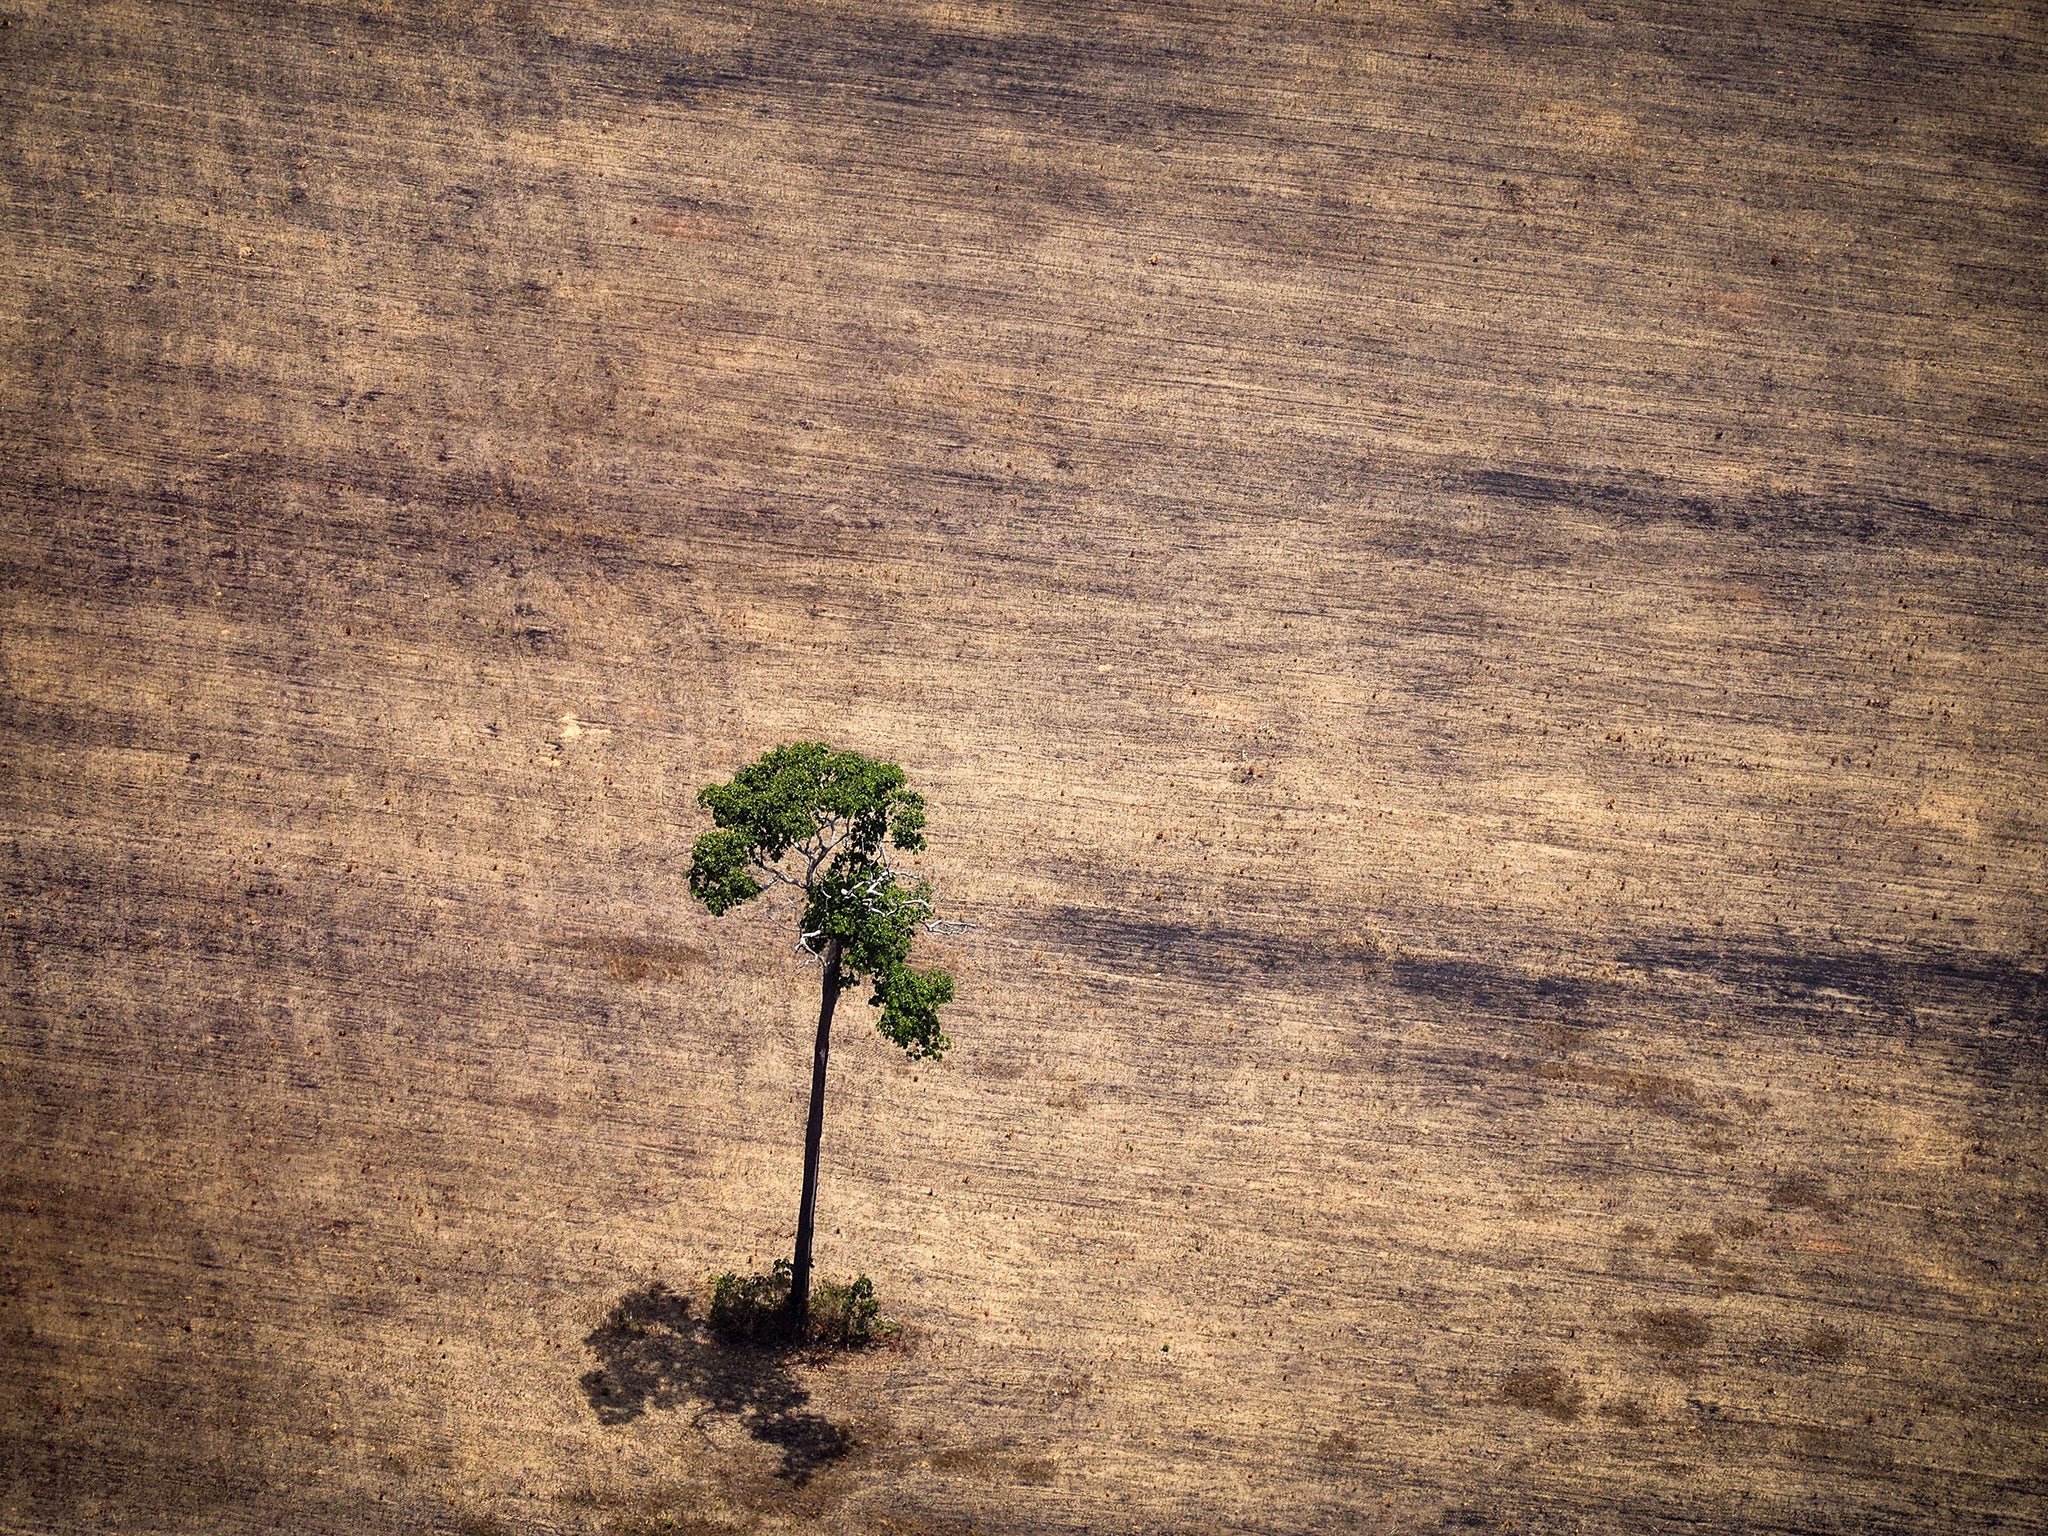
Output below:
[708,1263,889,1349]
[708,1261,795,1344]
[808,1276,883,1348]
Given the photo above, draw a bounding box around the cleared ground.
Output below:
[2,1,2045,1532]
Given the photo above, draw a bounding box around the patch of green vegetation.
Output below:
[808,1276,883,1347]
[706,1262,892,1349]
[708,1261,795,1343]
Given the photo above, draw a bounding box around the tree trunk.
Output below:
[787,933,842,1331]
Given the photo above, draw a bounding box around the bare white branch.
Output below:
[764,843,970,952]
[795,813,855,886]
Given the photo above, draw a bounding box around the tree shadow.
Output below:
[579,1283,853,1484]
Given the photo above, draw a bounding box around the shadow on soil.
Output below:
[580,1283,853,1484]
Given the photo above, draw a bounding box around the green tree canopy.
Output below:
[688,742,955,1059]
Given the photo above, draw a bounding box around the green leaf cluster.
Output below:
[705,1264,889,1348]
[707,1260,794,1343]
[807,1275,884,1348]
[687,743,955,1061]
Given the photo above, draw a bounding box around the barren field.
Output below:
[3,1,2046,1532]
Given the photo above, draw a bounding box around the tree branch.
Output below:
[781,848,977,958]
[806,815,854,881]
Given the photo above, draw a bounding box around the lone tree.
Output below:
[687,743,957,1329]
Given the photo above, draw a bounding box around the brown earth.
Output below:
[3,1,2046,1532]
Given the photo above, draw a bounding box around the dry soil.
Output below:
[2,2,2045,1533]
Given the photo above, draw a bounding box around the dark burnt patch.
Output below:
[1033,906,1381,990]
[1460,467,1992,554]
[1389,955,1592,1023]
[1628,1308,1713,1377]
[1499,1365,1586,1422]
[1620,936,2048,1084]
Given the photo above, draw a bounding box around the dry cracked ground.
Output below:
[2,1,2045,1532]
